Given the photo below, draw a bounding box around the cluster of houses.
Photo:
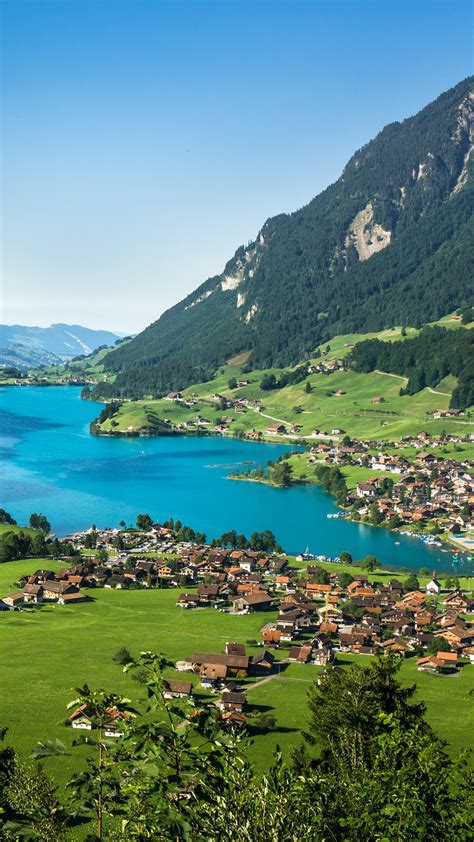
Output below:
[310,432,473,535]
[0,568,91,610]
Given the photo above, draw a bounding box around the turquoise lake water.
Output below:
[1,386,471,573]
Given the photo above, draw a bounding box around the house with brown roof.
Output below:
[163,679,193,699]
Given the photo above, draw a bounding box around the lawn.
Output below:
[1,558,473,790]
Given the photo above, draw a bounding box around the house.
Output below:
[232,593,274,612]
[22,583,44,603]
[176,593,200,609]
[42,581,78,599]
[58,592,89,605]
[163,679,193,699]
[221,711,248,729]
[68,705,132,736]
[416,652,458,673]
[250,651,275,675]
[288,645,312,663]
[199,664,228,688]
[1,593,24,609]
[267,424,287,435]
[218,691,246,712]
[190,652,250,676]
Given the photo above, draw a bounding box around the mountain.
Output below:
[95,77,473,400]
[0,324,123,369]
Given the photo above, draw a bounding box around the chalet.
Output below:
[197,584,220,603]
[189,652,250,676]
[1,593,24,609]
[176,593,200,609]
[199,664,228,688]
[232,593,274,612]
[58,592,89,605]
[416,652,458,673]
[288,645,312,663]
[22,583,44,603]
[218,691,246,712]
[250,650,275,675]
[221,711,248,729]
[267,424,287,435]
[261,627,282,646]
[68,705,132,736]
[163,679,193,699]
[443,591,473,612]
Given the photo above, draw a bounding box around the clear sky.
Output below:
[1,0,472,333]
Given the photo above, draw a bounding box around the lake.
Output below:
[1,386,470,573]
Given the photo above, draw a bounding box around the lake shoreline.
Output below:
[2,384,472,574]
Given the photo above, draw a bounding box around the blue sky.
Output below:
[1,0,472,333]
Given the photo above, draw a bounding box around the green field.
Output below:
[94,317,473,441]
[1,558,473,790]
[97,364,473,441]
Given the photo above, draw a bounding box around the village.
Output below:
[2,519,473,733]
[307,430,473,542]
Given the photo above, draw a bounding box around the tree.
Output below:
[228,377,237,390]
[0,509,16,526]
[5,757,67,840]
[311,565,330,585]
[367,503,384,525]
[427,638,450,656]
[268,460,293,487]
[96,548,108,564]
[260,373,277,391]
[339,551,352,565]
[341,435,352,446]
[30,531,47,556]
[338,571,354,589]
[360,554,381,572]
[304,381,312,394]
[404,573,420,591]
[29,513,51,534]
[136,513,153,531]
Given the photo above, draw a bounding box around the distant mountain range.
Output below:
[0,324,123,369]
[93,76,473,401]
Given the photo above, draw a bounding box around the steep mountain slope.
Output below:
[0,324,122,366]
[96,77,473,400]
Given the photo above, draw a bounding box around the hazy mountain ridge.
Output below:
[95,77,473,400]
[0,323,122,368]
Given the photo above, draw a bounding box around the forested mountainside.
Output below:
[0,323,123,369]
[95,77,473,400]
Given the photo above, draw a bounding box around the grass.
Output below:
[0,523,39,538]
[98,365,473,442]
[1,557,473,789]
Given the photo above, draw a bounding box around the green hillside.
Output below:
[93,322,474,442]
[93,77,474,400]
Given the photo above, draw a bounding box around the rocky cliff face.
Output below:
[96,77,473,399]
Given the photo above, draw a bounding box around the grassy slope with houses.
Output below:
[91,318,473,443]
[0,554,473,793]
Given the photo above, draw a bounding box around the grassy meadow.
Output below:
[1,557,473,790]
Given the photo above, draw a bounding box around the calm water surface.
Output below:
[1,386,471,574]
